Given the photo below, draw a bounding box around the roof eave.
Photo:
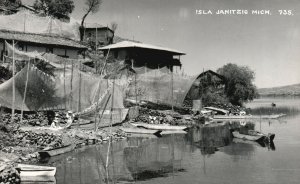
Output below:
[98,46,185,56]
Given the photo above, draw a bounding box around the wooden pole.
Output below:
[106,79,115,184]
[64,60,66,109]
[171,65,174,111]
[21,58,30,124]
[94,80,101,131]
[70,60,74,110]
[77,60,82,128]
[100,49,111,76]
[11,40,15,123]
[96,94,111,130]
[95,27,98,73]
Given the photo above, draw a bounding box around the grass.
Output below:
[246,107,300,116]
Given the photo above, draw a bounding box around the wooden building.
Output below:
[184,70,225,107]
[83,24,114,47]
[0,29,87,61]
[98,41,185,70]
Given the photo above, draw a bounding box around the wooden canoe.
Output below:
[160,130,187,135]
[213,114,285,120]
[16,164,56,179]
[38,144,75,158]
[130,122,187,131]
[232,131,264,141]
[120,127,161,135]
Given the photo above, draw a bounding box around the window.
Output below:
[46,47,53,53]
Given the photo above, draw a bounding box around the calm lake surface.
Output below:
[48,97,300,184]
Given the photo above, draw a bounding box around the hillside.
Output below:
[258,83,300,96]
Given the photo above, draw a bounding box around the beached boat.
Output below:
[130,122,187,131]
[16,164,56,182]
[213,113,285,120]
[232,130,275,142]
[160,130,187,135]
[120,127,161,135]
[203,107,229,115]
[38,144,75,158]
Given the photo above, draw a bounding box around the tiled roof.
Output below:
[0,29,87,49]
[99,41,185,55]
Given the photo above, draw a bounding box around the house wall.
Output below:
[105,48,180,70]
[84,28,113,46]
[0,40,81,61]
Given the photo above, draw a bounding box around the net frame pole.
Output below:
[95,27,98,73]
[77,59,82,128]
[11,40,15,123]
[70,60,74,110]
[171,65,174,111]
[94,80,101,131]
[63,59,66,109]
[21,58,30,124]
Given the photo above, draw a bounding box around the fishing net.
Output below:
[127,66,197,107]
[0,62,126,112]
[0,10,80,40]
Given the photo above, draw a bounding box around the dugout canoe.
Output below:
[38,144,75,158]
[130,122,187,131]
[16,164,56,182]
[232,130,275,142]
[120,127,161,136]
[213,113,285,120]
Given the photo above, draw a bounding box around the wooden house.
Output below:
[83,24,114,47]
[98,41,185,70]
[0,29,87,61]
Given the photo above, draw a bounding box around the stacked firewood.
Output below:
[0,129,63,152]
[0,112,48,126]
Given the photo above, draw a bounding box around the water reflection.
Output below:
[45,120,282,184]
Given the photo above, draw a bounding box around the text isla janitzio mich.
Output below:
[195,9,294,16]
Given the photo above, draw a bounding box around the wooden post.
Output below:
[171,65,174,111]
[135,71,138,105]
[100,49,111,76]
[21,59,30,124]
[70,60,74,110]
[77,60,82,128]
[11,40,15,123]
[94,80,101,131]
[96,94,111,130]
[64,60,66,109]
[95,27,98,73]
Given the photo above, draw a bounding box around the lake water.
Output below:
[48,97,300,184]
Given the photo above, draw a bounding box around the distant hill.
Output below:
[258,83,300,96]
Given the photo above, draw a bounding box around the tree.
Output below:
[110,22,118,44]
[0,0,21,13]
[217,63,258,106]
[80,0,102,41]
[33,0,74,18]
[0,0,21,7]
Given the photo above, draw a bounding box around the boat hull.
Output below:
[232,131,264,141]
[213,114,285,120]
[130,122,187,131]
[16,164,56,180]
[38,144,75,158]
[120,127,161,135]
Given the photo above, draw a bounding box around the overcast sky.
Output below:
[24,0,300,88]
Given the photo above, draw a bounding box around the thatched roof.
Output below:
[0,29,87,49]
[196,70,225,81]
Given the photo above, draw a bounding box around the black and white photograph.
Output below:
[0,0,300,183]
